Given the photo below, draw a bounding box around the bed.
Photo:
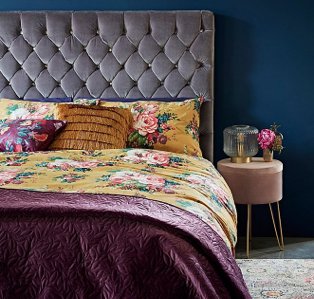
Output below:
[0,11,251,298]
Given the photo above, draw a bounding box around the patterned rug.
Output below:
[237,259,314,299]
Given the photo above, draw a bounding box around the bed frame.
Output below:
[0,11,253,298]
[0,11,215,160]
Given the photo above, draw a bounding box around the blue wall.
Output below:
[1,0,313,237]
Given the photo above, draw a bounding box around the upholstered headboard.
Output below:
[0,11,215,160]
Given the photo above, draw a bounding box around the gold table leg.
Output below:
[277,202,284,250]
[269,202,284,250]
[246,204,252,258]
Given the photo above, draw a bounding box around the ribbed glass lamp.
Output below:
[223,125,259,163]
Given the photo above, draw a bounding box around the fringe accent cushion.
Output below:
[49,104,133,150]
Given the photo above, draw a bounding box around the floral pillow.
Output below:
[74,97,203,156]
[0,98,59,120]
[0,119,66,152]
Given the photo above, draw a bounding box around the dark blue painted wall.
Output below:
[1,0,313,237]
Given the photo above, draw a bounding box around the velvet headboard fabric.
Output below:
[0,11,215,161]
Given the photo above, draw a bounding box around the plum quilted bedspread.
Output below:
[0,149,251,298]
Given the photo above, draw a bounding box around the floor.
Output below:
[235,237,314,259]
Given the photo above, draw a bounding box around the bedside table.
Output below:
[217,157,284,257]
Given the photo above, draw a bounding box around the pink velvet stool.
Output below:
[217,157,284,257]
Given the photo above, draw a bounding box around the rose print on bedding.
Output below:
[54,173,86,183]
[128,103,176,148]
[134,113,158,135]
[0,169,34,185]
[0,148,237,249]
[122,149,184,167]
[36,158,105,172]
[98,170,179,193]
[0,169,20,184]
[185,115,199,141]
[178,173,236,213]
[0,154,29,166]
[96,97,204,156]
[7,103,54,120]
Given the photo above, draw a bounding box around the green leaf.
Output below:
[7,104,19,114]
[136,135,148,146]
[128,131,140,143]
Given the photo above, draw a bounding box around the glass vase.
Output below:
[263,148,273,162]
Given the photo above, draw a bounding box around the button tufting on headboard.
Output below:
[0,11,214,101]
[0,10,215,160]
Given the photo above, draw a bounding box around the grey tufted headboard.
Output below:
[0,11,215,161]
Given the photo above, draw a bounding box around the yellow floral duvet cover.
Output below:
[0,148,237,249]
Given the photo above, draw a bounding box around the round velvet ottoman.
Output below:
[217,157,284,257]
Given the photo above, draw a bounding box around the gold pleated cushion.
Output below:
[49,104,133,150]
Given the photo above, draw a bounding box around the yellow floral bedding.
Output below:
[0,148,237,249]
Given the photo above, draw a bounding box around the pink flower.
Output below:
[134,113,158,136]
[0,169,19,184]
[109,171,135,184]
[142,103,158,114]
[47,159,100,170]
[123,149,149,163]
[123,149,169,166]
[25,105,51,119]
[186,174,205,185]
[257,129,276,150]
[161,123,168,130]
[10,104,52,120]
[137,174,165,188]
[73,161,100,168]
[146,152,169,165]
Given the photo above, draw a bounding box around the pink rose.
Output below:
[47,160,70,170]
[73,161,99,168]
[60,163,71,171]
[123,150,170,166]
[257,129,276,150]
[134,113,158,136]
[26,105,51,119]
[48,159,100,170]
[187,175,203,185]
[110,177,126,184]
[0,170,19,184]
[146,152,169,165]
[137,174,165,187]
[14,105,51,120]
[110,171,135,184]
[142,103,158,114]
[123,149,149,163]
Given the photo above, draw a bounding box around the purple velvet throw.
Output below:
[0,189,251,299]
